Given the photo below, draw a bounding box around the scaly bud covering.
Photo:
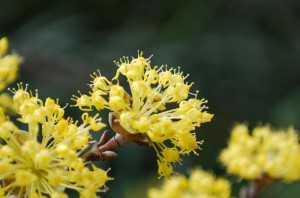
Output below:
[72,52,213,177]
[220,124,300,182]
[0,83,111,197]
[148,167,231,198]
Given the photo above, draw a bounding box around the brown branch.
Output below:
[240,173,274,198]
[82,113,150,162]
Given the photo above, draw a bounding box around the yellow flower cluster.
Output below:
[0,83,111,197]
[220,124,300,182]
[148,167,231,198]
[72,52,213,177]
[0,37,21,113]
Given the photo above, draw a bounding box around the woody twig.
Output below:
[82,113,150,162]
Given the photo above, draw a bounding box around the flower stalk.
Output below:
[240,173,274,198]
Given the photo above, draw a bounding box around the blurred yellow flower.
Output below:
[0,37,21,116]
[0,37,21,92]
[148,167,231,198]
[0,92,16,114]
[72,52,213,177]
[0,37,8,56]
[0,84,111,197]
[220,124,300,182]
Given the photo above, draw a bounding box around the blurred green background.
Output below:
[1,0,300,197]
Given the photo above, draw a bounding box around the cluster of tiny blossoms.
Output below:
[148,167,231,198]
[0,83,111,197]
[220,124,300,182]
[72,52,213,177]
[0,37,21,113]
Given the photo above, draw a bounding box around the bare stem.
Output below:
[240,173,274,198]
[82,112,150,162]
[82,131,149,162]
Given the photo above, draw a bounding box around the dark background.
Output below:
[1,0,300,197]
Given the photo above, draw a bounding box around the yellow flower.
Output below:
[0,93,16,114]
[0,37,21,92]
[0,84,111,197]
[148,167,231,198]
[220,124,300,182]
[0,37,22,114]
[0,37,8,56]
[72,52,213,177]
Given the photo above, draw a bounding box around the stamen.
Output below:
[71,94,79,99]
[200,105,208,111]
[113,60,119,66]
[183,73,189,80]
[18,82,23,90]
[24,83,28,91]
[157,65,164,72]
[189,90,199,98]
[62,103,69,110]
[97,69,101,76]
[146,54,153,61]
[35,89,39,98]
[7,87,15,94]
[90,72,97,79]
